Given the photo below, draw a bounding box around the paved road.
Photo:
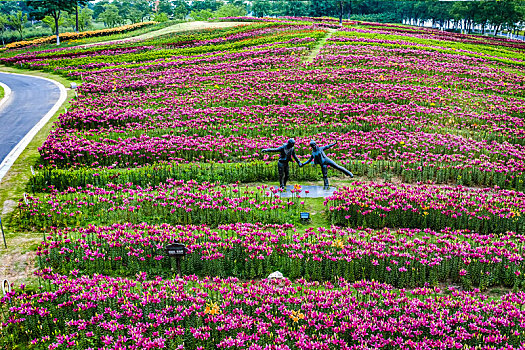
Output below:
[0,72,61,165]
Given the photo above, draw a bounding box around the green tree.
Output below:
[7,11,28,40]
[78,6,93,31]
[189,9,213,20]
[98,3,122,27]
[43,14,65,33]
[450,1,479,33]
[192,0,221,12]
[157,0,174,16]
[133,0,152,21]
[73,1,88,33]
[473,1,491,34]
[214,3,246,17]
[427,1,452,29]
[114,0,131,22]
[127,7,144,23]
[27,0,77,45]
[120,0,146,23]
[153,12,169,22]
[251,0,270,17]
[93,0,109,19]
[173,0,189,20]
[0,14,8,45]
[484,0,519,36]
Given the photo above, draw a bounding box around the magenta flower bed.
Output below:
[38,223,525,288]
[326,182,525,234]
[3,274,525,349]
[18,180,302,229]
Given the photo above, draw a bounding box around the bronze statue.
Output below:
[261,139,302,189]
[301,140,353,188]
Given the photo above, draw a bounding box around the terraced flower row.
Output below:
[327,181,525,234]
[18,180,302,229]
[38,223,525,289]
[3,275,525,349]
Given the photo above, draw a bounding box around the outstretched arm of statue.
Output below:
[301,155,314,166]
[261,146,282,153]
[322,140,338,151]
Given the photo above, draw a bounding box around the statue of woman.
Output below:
[261,138,302,189]
[301,140,353,188]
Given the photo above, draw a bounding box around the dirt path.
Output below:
[0,232,41,290]
[304,28,337,64]
[76,21,251,48]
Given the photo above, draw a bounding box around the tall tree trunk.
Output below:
[54,13,60,45]
[75,2,79,33]
[339,1,343,26]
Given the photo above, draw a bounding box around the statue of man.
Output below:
[261,138,302,189]
[301,140,353,188]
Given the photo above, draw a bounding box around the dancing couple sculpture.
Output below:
[261,139,353,189]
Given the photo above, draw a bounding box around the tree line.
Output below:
[0,0,523,46]
[253,0,524,35]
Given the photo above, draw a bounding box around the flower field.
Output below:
[2,17,525,349]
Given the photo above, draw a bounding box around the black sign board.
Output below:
[166,243,186,257]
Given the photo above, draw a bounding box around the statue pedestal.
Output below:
[278,185,337,198]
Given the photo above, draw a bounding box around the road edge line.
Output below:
[0,82,12,110]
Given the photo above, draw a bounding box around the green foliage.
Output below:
[7,11,28,40]
[157,0,173,16]
[173,0,190,20]
[98,4,124,28]
[42,15,64,34]
[29,161,322,192]
[0,13,8,44]
[348,12,399,23]
[153,12,169,23]
[77,7,94,31]
[189,9,214,21]
[214,3,247,18]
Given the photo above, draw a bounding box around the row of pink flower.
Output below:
[338,25,525,52]
[279,16,525,49]
[156,24,328,49]
[317,45,525,95]
[53,101,524,151]
[7,23,312,62]
[65,67,525,118]
[327,34,525,63]
[326,181,525,235]
[59,43,307,80]
[39,126,525,175]
[74,48,308,94]
[328,181,525,219]
[38,222,524,282]
[2,273,525,349]
[18,180,301,229]
[55,101,448,131]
